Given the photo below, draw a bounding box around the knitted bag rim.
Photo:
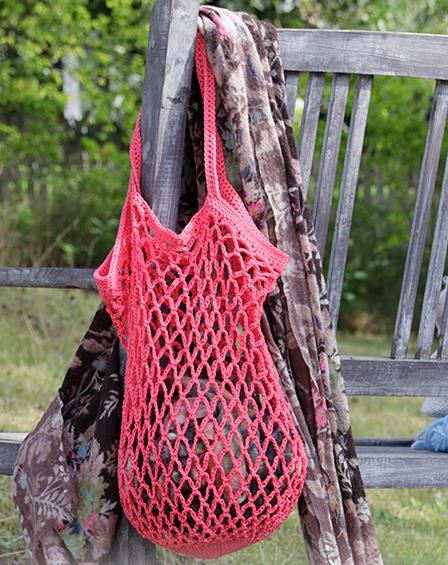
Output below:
[122,39,289,269]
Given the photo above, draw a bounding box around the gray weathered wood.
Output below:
[111,2,199,561]
[285,71,300,122]
[111,337,156,564]
[0,268,96,289]
[297,72,325,195]
[416,154,448,359]
[3,434,447,489]
[277,29,448,80]
[140,0,200,228]
[438,284,448,358]
[112,515,156,565]
[0,433,25,475]
[313,73,350,257]
[341,356,448,396]
[357,445,448,488]
[327,75,373,329]
[392,81,448,359]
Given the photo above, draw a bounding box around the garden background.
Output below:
[1,1,448,563]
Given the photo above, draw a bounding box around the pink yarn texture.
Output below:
[95,32,307,559]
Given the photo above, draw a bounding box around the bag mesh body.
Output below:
[95,33,307,559]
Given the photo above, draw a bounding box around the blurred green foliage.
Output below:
[1,0,152,266]
[1,0,448,328]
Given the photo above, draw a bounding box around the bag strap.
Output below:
[194,33,274,236]
[194,31,227,201]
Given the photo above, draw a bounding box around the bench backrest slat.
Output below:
[297,72,325,195]
[438,281,448,357]
[278,29,448,80]
[279,29,448,353]
[327,75,373,329]
[391,81,448,359]
[313,73,350,259]
[416,155,448,358]
[285,71,300,122]
[113,0,200,558]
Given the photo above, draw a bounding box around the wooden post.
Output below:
[113,1,200,563]
[140,0,200,228]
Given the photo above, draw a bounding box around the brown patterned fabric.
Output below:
[187,8,383,564]
[13,7,383,564]
[13,306,121,564]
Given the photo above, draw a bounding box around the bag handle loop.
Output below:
[194,31,225,200]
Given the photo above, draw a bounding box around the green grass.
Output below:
[0,288,446,564]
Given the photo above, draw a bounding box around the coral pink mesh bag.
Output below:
[94,32,307,559]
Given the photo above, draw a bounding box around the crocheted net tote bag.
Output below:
[95,32,307,559]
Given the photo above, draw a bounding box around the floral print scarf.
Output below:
[13,7,383,565]
[13,305,121,564]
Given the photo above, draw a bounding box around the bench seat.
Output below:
[2,433,447,489]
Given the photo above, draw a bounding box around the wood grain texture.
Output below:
[416,155,448,359]
[112,2,199,560]
[357,445,448,488]
[297,72,325,195]
[112,508,156,565]
[0,268,96,289]
[140,0,200,228]
[392,81,448,359]
[313,73,350,258]
[111,344,157,564]
[285,71,300,121]
[278,29,448,80]
[327,75,373,329]
[3,435,447,489]
[341,356,448,396]
[127,526,156,565]
[438,287,448,358]
[0,433,25,475]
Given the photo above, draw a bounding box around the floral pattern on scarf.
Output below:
[13,305,121,564]
[189,8,383,565]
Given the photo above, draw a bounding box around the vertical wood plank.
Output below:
[327,75,373,329]
[313,73,350,258]
[113,1,200,562]
[391,80,448,359]
[112,510,157,565]
[437,280,448,359]
[112,515,130,565]
[112,344,157,565]
[416,154,448,358]
[140,0,200,228]
[285,71,300,122]
[297,72,325,195]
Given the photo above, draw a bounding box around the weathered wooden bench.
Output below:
[1,0,448,561]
